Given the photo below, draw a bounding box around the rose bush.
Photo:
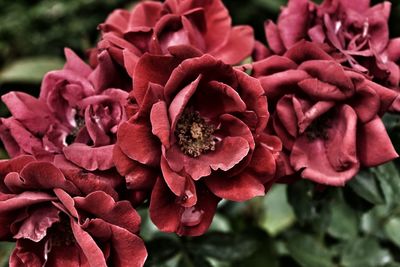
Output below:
[252,41,399,185]
[114,45,281,235]
[0,156,146,267]
[96,0,254,72]
[261,0,400,88]
[0,49,129,172]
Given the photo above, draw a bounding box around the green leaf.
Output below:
[0,57,64,84]
[234,232,279,267]
[187,232,259,262]
[178,254,212,267]
[373,163,400,206]
[327,191,358,240]
[384,217,400,248]
[258,184,295,236]
[286,232,334,267]
[0,242,14,267]
[348,170,384,204]
[361,205,390,238]
[145,237,180,267]
[253,0,287,12]
[0,149,8,160]
[287,180,316,223]
[208,213,231,233]
[340,237,392,267]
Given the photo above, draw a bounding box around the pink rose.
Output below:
[97,0,254,73]
[0,48,129,171]
[0,156,146,267]
[252,41,399,185]
[114,46,281,235]
[262,0,400,88]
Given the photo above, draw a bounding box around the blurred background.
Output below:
[0,0,400,266]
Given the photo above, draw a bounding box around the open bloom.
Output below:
[262,0,400,88]
[114,45,281,235]
[97,0,254,71]
[0,48,129,171]
[252,41,399,185]
[0,156,147,267]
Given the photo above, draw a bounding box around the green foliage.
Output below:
[0,57,64,84]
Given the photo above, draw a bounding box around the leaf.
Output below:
[258,184,295,236]
[384,217,400,248]
[178,254,212,267]
[287,180,316,223]
[0,149,8,160]
[0,57,64,84]
[327,191,358,240]
[145,237,180,267]
[348,170,384,205]
[361,205,390,238]
[0,242,14,267]
[340,237,392,267]
[253,0,287,12]
[208,213,231,233]
[373,163,400,206]
[187,232,259,262]
[234,231,279,267]
[286,232,334,267]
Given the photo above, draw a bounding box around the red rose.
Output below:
[252,41,399,185]
[262,0,400,88]
[0,156,146,267]
[114,46,281,235]
[97,0,254,72]
[0,49,129,172]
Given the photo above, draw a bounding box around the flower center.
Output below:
[305,112,333,141]
[66,115,85,145]
[49,216,75,247]
[175,110,216,157]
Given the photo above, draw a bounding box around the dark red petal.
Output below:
[149,177,180,233]
[291,105,359,186]
[357,117,398,166]
[252,55,297,77]
[210,26,254,65]
[74,191,141,234]
[13,205,60,242]
[265,20,285,55]
[113,145,157,191]
[150,101,171,149]
[70,220,107,267]
[166,136,250,180]
[63,144,114,171]
[117,121,161,167]
[161,157,197,207]
[277,0,309,49]
[205,171,265,201]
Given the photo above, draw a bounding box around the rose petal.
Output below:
[74,191,141,234]
[117,121,161,167]
[166,136,250,180]
[13,205,60,242]
[357,116,398,166]
[63,144,114,171]
[205,171,265,201]
[210,26,254,65]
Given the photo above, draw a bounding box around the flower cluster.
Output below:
[0,0,399,266]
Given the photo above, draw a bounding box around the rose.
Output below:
[0,49,129,171]
[252,41,399,185]
[0,156,147,267]
[114,45,281,235]
[262,0,400,88]
[97,0,254,72]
